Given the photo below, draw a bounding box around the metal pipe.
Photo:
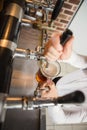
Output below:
[4,96,54,110]
[13,48,28,58]
[3,90,85,110]
[0,0,25,95]
[21,18,56,31]
[13,47,46,60]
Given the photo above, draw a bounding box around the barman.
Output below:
[39,32,87,124]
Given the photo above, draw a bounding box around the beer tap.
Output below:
[49,0,64,26]
[3,91,85,110]
[0,0,25,97]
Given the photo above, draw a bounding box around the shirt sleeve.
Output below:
[47,105,87,124]
[47,69,87,124]
[60,51,87,68]
[47,105,66,124]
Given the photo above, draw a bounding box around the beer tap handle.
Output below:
[60,28,73,46]
[49,0,64,26]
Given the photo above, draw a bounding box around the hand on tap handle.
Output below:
[44,29,74,61]
[35,29,73,85]
[5,90,85,110]
[36,79,85,104]
[60,29,73,46]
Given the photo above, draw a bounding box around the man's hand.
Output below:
[39,80,58,98]
[44,32,74,61]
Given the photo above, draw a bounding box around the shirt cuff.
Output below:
[59,51,87,68]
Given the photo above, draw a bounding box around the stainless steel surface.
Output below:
[10,27,41,96]
[3,109,41,130]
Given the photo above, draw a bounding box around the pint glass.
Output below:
[36,60,61,83]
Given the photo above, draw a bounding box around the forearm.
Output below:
[60,51,87,68]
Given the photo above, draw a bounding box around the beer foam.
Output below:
[41,61,60,78]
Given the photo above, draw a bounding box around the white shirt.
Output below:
[63,51,87,69]
[47,52,87,124]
